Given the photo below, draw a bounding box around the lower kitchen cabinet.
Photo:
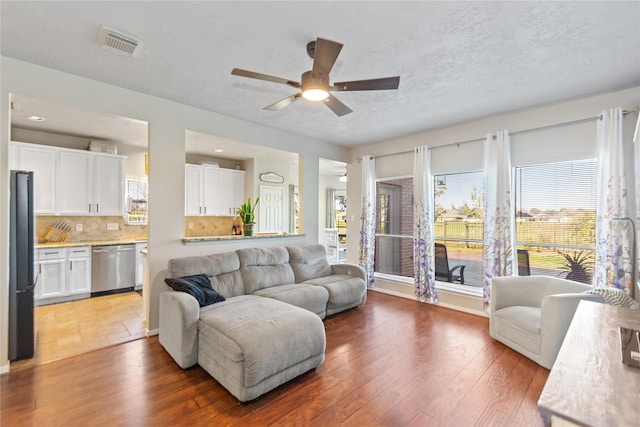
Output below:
[67,246,92,295]
[35,246,92,306]
[36,248,66,301]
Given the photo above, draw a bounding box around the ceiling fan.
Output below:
[231,37,400,117]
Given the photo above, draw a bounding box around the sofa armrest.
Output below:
[159,291,200,369]
[539,293,604,368]
[331,263,367,281]
[331,263,367,304]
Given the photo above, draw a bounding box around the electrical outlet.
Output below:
[76,224,83,232]
[106,223,119,231]
[189,223,194,229]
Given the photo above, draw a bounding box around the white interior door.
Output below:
[259,185,284,233]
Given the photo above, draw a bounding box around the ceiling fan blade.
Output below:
[333,76,400,91]
[312,38,343,77]
[231,68,300,88]
[324,94,352,117]
[263,93,302,111]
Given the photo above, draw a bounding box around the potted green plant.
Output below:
[235,197,260,236]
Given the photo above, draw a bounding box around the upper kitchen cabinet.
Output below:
[10,141,126,216]
[92,155,125,215]
[184,164,245,216]
[58,150,92,214]
[11,143,58,214]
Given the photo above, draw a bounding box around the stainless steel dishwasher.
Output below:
[91,244,136,296]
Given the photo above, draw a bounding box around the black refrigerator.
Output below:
[9,170,36,361]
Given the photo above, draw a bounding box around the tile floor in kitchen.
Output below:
[10,291,145,371]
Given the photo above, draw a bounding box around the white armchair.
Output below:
[489,276,603,369]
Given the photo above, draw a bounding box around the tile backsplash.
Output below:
[36,216,147,243]
[185,216,240,237]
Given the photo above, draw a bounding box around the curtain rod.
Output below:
[367,109,638,160]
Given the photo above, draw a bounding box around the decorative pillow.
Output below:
[164,274,226,307]
[583,288,639,309]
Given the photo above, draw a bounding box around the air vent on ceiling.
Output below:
[97,25,143,57]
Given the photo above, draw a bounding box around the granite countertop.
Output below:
[36,239,147,249]
[183,233,304,245]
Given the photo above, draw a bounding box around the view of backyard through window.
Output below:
[374,160,597,287]
[515,160,597,284]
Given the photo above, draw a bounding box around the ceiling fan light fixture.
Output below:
[302,88,329,101]
[301,70,329,101]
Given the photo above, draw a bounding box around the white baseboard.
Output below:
[0,363,9,375]
[146,328,159,336]
[370,287,487,318]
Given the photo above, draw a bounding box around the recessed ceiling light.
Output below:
[26,115,45,122]
[214,149,224,153]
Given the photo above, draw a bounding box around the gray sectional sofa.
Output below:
[159,244,367,402]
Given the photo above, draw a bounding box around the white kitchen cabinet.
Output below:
[58,150,93,214]
[201,167,219,216]
[185,165,203,215]
[135,242,148,290]
[35,248,66,303]
[35,246,92,305]
[10,142,126,216]
[13,144,57,214]
[230,170,246,215]
[218,169,245,215]
[185,164,245,216]
[93,155,125,215]
[66,246,92,295]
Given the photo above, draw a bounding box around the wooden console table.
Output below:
[537,300,640,426]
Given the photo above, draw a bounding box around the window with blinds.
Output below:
[514,160,597,284]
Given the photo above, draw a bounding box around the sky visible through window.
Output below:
[435,160,596,212]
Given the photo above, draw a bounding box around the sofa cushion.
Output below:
[164,274,226,307]
[302,275,365,308]
[168,252,244,298]
[237,247,295,293]
[198,297,326,390]
[287,244,333,282]
[252,283,329,318]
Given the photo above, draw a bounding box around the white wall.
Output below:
[0,56,349,372]
[346,86,640,310]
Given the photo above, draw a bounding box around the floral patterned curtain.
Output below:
[483,130,515,309]
[413,146,437,302]
[594,107,634,293]
[359,155,376,288]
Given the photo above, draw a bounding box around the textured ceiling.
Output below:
[1,1,639,147]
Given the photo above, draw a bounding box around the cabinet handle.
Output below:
[39,264,42,273]
[44,252,58,255]
[70,261,73,271]
[89,203,92,213]
[96,203,100,213]
[204,206,207,214]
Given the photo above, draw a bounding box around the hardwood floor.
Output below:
[1,291,548,426]
[9,292,145,371]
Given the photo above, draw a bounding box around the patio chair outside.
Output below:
[517,249,531,276]
[434,243,466,284]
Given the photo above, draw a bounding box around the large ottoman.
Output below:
[197,295,326,402]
